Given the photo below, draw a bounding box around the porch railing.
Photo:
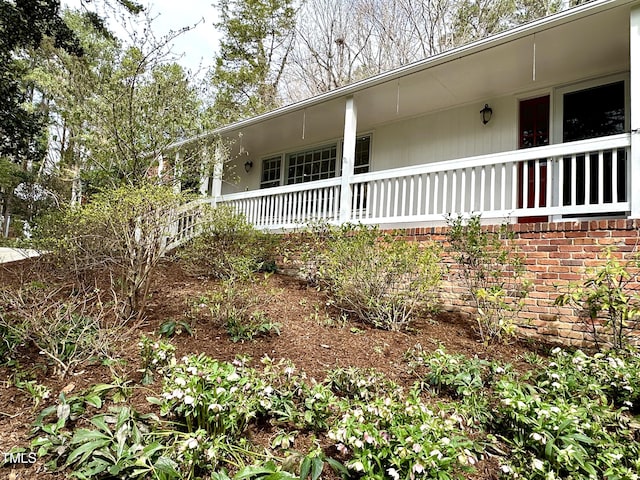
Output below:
[217,133,631,231]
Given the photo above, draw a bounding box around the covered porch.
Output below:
[181,0,640,232]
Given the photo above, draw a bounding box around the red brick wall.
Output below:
[398,219,640,347]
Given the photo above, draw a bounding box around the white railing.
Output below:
[220,177,342,230]
[164,199,210,251]
[217,133,631,230]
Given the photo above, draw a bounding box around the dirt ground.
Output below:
[0,258,548,479]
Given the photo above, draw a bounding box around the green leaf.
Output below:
[300,457,311,480]
[85,393,102,409]
[65,439,111,467]
[310,457,323,480]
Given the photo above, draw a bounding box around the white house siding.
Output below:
[370,96,517,171]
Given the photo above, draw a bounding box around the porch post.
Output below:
[339,96,357,223]
[630,5,640,218]
[209,149,224,206]
[173,150,182,193]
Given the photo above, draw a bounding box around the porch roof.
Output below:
[173,0,636,158]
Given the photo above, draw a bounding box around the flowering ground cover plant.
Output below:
[26,340,640,480]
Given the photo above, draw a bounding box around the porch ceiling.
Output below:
[217,0,632,159]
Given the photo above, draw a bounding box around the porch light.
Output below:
[480,104,493,125]
[244,160,253,173]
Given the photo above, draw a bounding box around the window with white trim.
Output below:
[286,144,337,185]
[260,155,282,189]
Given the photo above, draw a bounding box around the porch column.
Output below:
[339,96,357,223]
[630,5,640,218]
[173,150,182,193]
[209,149,224,206]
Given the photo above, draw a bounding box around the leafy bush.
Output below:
[326,366,402,402]
[303,223,442,331]
[328,388,480,479]
[139,335,177,385]
[35,184,188,323]
[446,214,531,344]
[494,346,640,479]
[555,247,640,350]
[535,347,640,413]
[179,204,278,280]
[404,344,506,398]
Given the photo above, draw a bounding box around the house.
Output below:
[170,0,639,234]
[163,0,640,347]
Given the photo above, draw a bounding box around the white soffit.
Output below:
[180,0,634,157]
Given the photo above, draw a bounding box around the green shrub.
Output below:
[303,223,442,331]
[35,184,188,323]
[328,388,480,479]
[446,214,531,344]
[179,205,277,280]
[555,247,640,350]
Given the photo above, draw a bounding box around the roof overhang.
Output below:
[172,0,636,158]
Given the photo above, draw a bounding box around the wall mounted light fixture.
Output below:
[244,160,253,173]
[480,104,493,125]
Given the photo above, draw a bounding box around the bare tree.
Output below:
[280,0,565,103]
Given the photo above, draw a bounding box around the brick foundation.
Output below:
[398,219,640,347]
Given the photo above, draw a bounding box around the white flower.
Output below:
[336,443,348,455]
[350,461,364,472]
[186,437,198,449]
[532,458,544,471]
[430,449,443,459]
[208,403,223,412]
[227,372,240,381]
[216,387,226,396]
[186,366,198,375]
[551,382,561,389]
[264,386,274,395]
[440,437,450,445]
[387,468,400,480]
[530,432,546,444]
[284,366,295,375]
[551,347,562,355]
[413,463,425,474]
[550,373,560,380]
[500,465,512,473]
[413,443,422,453]
[354,438,364,449]
[364,432,375,444]
[624,400,633,407]
[172,389,184,399]
[175,377,186,387]
[184,395,195,405]
[495,367,505,374]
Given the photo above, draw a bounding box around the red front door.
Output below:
[518,95,550,223]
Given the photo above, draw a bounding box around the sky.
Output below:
[62,0,221,75]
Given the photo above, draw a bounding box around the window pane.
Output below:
[286,144,337,184]
[260,156,281,189]
[563,82,625,142]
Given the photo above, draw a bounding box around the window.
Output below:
[563,81,625,142]
[354,135,371,174]
[260,155,281,189]
[286,145,337,185]
[559,80,627,209]
[259,135,371,188]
